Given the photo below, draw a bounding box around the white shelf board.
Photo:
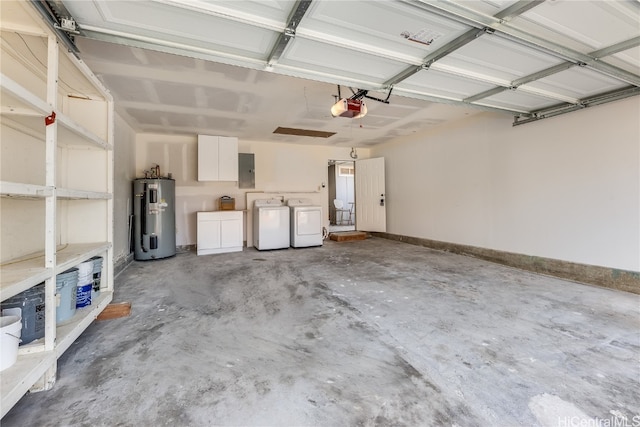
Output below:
[0,350,56,418]
[17,339,46,356]
[0,181,51,199]
[0,74,110,150]
[2,113,111,150]
[55,242,112,275]
[57,113,112,150]
[0,73,51,116]
[0,253,51,302]
[0,114,45,142]
[0,183,110,200]
[56,291,113,357]
[0,243,111,302]
[57,188,112,200]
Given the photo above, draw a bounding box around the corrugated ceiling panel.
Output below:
[448,0,521,16]
[203,0,293,24]
[476,90,558,111]
[279,38,408,85]
[521,67,630,100]
[300,0,469,61]
[395,69,496,100]
[69,1,279,59]
[514,0,640,50]
[436,36,565,84]
[610,46,640,75]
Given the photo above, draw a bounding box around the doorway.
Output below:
[328,160,356,233]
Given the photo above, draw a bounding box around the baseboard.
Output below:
[176,245,195,253]
[373,232,640,295]
[114,253,134,278]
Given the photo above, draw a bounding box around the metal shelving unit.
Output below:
[0,2,114,418]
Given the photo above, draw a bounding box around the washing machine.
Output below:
[253,199,290,250]
[287,198,323,248]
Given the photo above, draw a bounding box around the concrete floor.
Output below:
[3,237,639,426]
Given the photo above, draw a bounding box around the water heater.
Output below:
[133,178,176,260]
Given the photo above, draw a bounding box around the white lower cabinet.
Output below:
[197,211,243,255]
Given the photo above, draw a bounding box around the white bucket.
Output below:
[76,270,93,308]
[76,260,93,278]
[0,315,22,371]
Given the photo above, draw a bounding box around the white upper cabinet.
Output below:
[197,135,238,181]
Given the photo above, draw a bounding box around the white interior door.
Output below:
[355,157,386,232]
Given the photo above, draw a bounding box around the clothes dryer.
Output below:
[253,199,290,250]
[287,198,323,248]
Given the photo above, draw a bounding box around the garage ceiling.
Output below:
[40,0,640,146]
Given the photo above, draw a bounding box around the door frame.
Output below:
[327,159,356,229]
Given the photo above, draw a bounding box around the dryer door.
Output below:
[296,209,322,235]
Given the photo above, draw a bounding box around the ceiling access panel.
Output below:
[64,1,280,61]
[510,0,640,52]
[298,0,470,63]
[475,90,560,113]
[520,67,631,101]
[435,35,567,85]
[276,37,409,87]
[395,68,498,100]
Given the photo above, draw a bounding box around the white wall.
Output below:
[371,97,640,271]
[135,133,369,246]
[113,114,137,266]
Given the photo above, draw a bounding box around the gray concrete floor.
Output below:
[3,237,639,426]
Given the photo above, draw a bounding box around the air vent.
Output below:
[273,127,336,138]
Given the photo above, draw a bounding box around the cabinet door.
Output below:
[198,219,221,250]
[218,136,238,181]
[198,135,219,181]
[220,218,242,248]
